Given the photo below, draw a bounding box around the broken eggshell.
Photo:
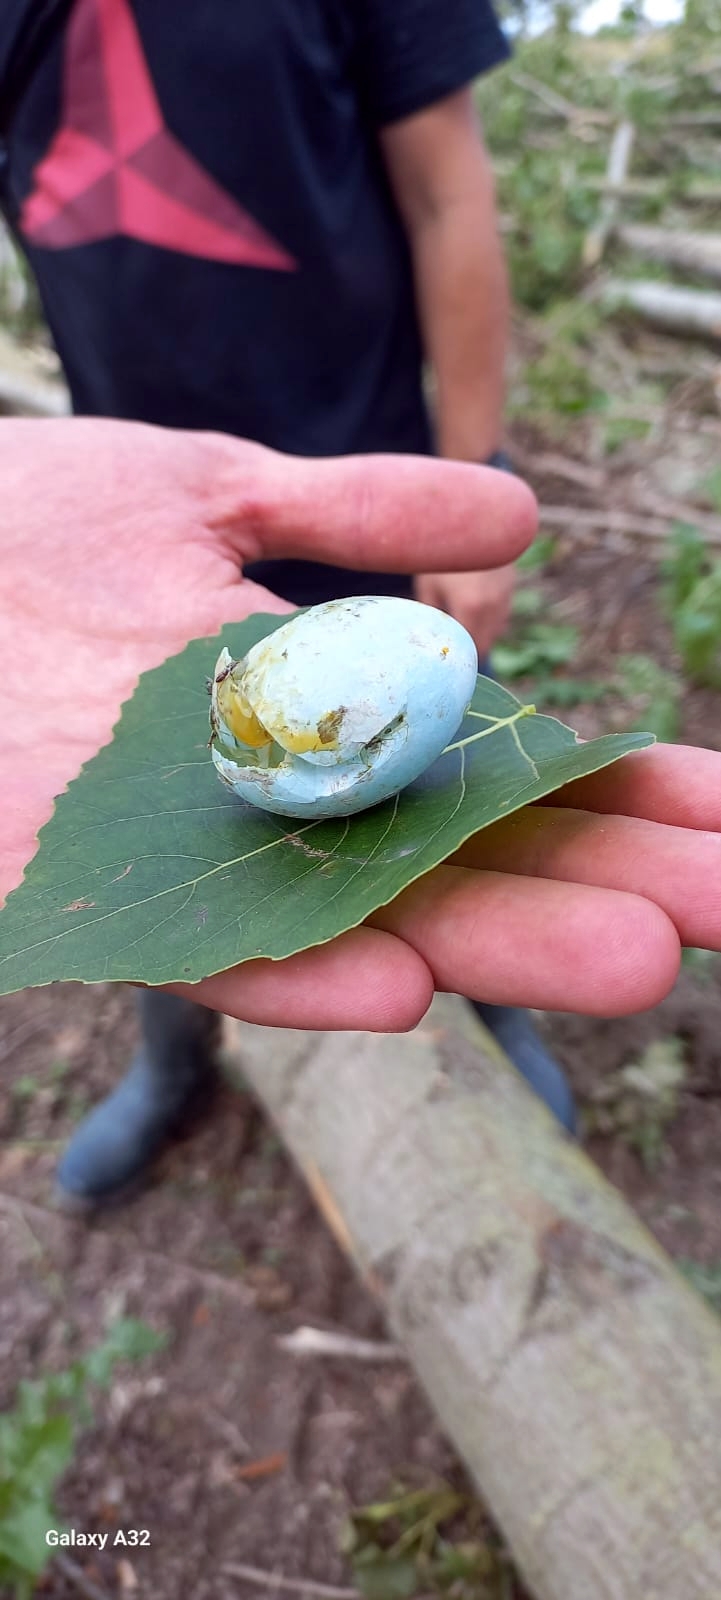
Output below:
[209,595,478,819]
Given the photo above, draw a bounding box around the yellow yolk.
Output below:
[216,665,345,757]
[216,678,271,748]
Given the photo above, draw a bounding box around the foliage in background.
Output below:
[493,582,683,734]
[513,304,605,421]
[678,1260,721,1317]
[492,585,579,678]
[502,505,721,734]
[341,1482,512,1600]
[662,525,721,689]
[0,1319,165,1600]
[478,2,721,427]
[614,653,681,742]
[584,1036,687,1169]
[0,235,45,343]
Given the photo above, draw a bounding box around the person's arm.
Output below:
[380,88,515,656]
[381,87,507,463]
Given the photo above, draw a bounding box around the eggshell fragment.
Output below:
[209,596,478,818]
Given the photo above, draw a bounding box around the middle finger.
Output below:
[451,807,721,951]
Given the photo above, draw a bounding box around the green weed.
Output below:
[493,616,578,680]
[680,947,721,985]
[614,654,681,743]
[516,535,558,573]
[10,1078,39,1104]
[662,526,721,689]
[493,588,613,709]
[341,1482,510,1600]
[0,1319,165,1599]
[678,1260,721,1316]
[585,1037,686,1170]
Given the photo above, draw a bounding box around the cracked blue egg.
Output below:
[209,595,478,819]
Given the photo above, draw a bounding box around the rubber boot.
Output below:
[471,1001,576,1132]
[56,992,218,1205]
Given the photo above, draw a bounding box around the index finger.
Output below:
[549,744,721,831]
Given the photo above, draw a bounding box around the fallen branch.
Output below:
[0,330,69,417]
[55,1554,112,1600]
[573,405,720,438]
[626,56,721,89]
[510,447,605,492]
[640,488,721,531]
[0,367,69,417]
[668,110,721,129]
[583,120,636,268]
[507,71,610,127]
[222,1562,359,1599]
[538,501,721,547]
[670,177,721,205]
[681,53,721,78]
[600,279,721,341]
[616,224,721,284]
[581,174,659,197]
[236,1451,288,1482]
[277,1326,403,1362]
[659,136,721,176]
[224,997,721,1600]
[580,175,721,204]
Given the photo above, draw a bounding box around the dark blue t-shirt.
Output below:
[0,0,509,599]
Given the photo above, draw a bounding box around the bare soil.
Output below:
[0,983,524,1600]
[1,490,721,1600]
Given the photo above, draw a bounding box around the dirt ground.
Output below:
[2,479,721,1600]
[0,983,528,1600]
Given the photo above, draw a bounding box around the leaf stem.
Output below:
[443,703,536,755]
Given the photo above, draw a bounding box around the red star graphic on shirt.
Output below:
[20,0,296,268]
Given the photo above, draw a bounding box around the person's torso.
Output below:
[0,0,431,456]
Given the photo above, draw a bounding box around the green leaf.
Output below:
[434,1537,498,1581]
[8,1415,74,1493]
[492,622,578,679]
[0,1497,62,1583]
[678,1259,721,1315]
[673,567,721,688]
[662,524,708,611]
[83,1318,165,1388]
[534,677,609,708]
[0,1398,75,1490]
[515,535,557,572]
[353,1554,419,1600]
[0,616,653,993]
[615,655,681,745]
[701,466,721,516]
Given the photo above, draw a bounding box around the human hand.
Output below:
[413,564,515,658]
[2,418,720,1034]
[1,417,532,898]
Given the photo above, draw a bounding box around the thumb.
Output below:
[219,447,538,576]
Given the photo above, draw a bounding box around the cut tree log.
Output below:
[601,279,721,341]
[223,996,721,1600]
[616,225,721,284]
